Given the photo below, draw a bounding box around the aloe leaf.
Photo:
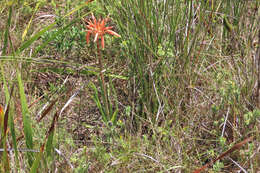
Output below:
[89,82,107,122]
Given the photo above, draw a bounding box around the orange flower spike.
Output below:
[85,14,121,49]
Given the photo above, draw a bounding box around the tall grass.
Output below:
[100,0,208,126]
[101,0,259,171]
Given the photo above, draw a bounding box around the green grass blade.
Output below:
[2,6,12,55]
[16,22,56,54]
[21,2,41,42]
[0,63,10,102]
[0,85,14,173]
[110,109,118,126]
[29,146,44,173]
[64,1,90,17]
[2,98,11,173]
[45,131,54,158]
[45,111,59,158]
[0,63,20,170]
[17,70,34,166]
[8,104,19,170]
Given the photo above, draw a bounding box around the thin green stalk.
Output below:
[17,70,34,166]
[2,5,12,55]
[97,42,109,118]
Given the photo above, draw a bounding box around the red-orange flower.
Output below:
[86,14,121,49]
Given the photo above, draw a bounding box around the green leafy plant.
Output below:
[41,25,86,55]
[212,161,224,172]
[244,109,260,126]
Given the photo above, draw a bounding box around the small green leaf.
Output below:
[223,15,233,32]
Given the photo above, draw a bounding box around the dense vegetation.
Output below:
[0,0,259,172]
